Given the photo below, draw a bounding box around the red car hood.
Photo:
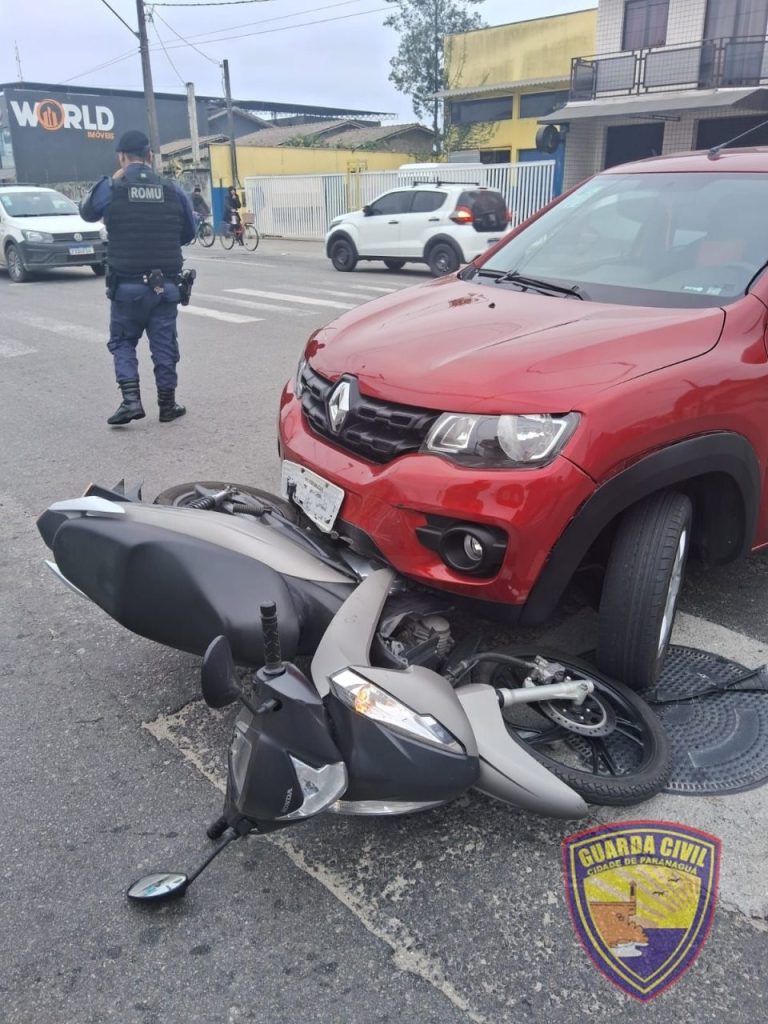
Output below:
[308,276,725,412]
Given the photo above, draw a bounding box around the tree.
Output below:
[384,0,485,153]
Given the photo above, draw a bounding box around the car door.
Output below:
[357,190,413,257]
[396,189,449,257]
[0,197,8,266]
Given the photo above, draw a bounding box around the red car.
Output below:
[280,149,768,690]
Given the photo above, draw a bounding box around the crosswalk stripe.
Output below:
[6,313,104,344]
[194,291,314,315]
[0,339,37,358]
[343,284,400,293]
[185,254,276,270]
[181,305,263,324]
[291,285,391,300]
[227,288,355,310]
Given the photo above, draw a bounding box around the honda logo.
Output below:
[328,380,351,433]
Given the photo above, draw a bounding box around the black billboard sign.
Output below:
[3,86,208,184]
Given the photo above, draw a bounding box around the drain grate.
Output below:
[641,646,768,795]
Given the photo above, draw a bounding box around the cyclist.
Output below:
[223,186,243,244]
[191,185,210,226]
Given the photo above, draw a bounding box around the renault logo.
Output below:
[328,380,351,433]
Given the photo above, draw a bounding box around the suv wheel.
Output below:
[330,238,358,272]
[596,491,692,691]
[6,243,29,283]
[383,259,406,271]
[427,242,461,277]
[91,263,106,277]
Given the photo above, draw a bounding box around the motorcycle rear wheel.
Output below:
[154,481,297,521]
[473,649,671,806]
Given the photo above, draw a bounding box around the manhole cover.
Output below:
[642,646,768,795]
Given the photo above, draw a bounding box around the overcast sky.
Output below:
[1,0,594,120]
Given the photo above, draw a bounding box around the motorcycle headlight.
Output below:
[294,356,307,398]
[330,668,463,752]
[22,229,54,243]
[422,412,579,467]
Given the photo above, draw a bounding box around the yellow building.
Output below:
[441,9,597,192]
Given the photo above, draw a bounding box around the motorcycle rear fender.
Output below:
[456,684,587,819]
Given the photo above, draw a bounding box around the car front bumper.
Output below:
[18,239,106,269]
[278,383,596,610]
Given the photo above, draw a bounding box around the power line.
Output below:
[150,0,276,6]
[157,0,369,44]
[149,13,187,86]
[152,8,221,64]
[97,0,139,37]
[61,49,139,84]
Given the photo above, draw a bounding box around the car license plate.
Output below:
[280,460,344,533]
[69,245,94,255]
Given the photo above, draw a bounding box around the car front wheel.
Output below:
[330,238,358,272]
[426,242,461,277]
[6,243,29,283]
[596,490,692,691]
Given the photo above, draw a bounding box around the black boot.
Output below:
[158,388,186,423]
[107,380,145,425]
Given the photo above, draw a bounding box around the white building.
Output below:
[540,0,768,188]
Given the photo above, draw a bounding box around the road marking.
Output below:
[185,254,276,270]
[5,313,104,344]
[343,284,400,293]
[0,339,37,358]
[144,705,489,1024]
[227,288,355,310]
[194,291,314,316]
[292,285,392,300]
[180,305,263,324]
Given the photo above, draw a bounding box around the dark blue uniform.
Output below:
[80,164,195,393]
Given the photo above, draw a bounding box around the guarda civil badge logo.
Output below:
[562,821,721,1001]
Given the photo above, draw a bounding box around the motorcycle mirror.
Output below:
[201,635,241,708]
[127,872,189,903]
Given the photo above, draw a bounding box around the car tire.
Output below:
[426,242,461,277]
[330,238,358,272]
[6,243,29,283]
[596,490,692,691]
[91,264,106,277]
[383,259,406,271]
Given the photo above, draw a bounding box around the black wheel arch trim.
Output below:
[423,234,465,261]
[521,432,761,625]
[325,231,357,257]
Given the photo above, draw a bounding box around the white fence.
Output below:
[244,161,555,242]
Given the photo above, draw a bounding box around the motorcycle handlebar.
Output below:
[260,602,283,674]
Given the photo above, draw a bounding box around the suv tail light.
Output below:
[450,205,474,225]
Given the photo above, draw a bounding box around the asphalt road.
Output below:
[2,240,768,1024]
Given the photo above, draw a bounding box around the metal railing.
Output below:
[244,161,555,241]
[570,35,768,100]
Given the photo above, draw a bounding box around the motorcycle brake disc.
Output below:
[537,689,617,737]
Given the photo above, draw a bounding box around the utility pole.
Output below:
[222,59,239,188]
[187,82,200,168]
[135,0,162,173]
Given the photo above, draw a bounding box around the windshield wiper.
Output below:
[493,270,586,300]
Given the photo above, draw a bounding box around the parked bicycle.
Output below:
[220,219,259,251]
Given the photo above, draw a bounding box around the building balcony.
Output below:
[570,36,768,101]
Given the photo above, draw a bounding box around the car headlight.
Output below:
[22,230,54,243]
[423,412,579,467]
[295,356,307,398]
[330,668,463,752]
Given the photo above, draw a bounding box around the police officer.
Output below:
[80,129,196,425]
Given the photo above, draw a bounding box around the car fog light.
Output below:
[463,534,484,562]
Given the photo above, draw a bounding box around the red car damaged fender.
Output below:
[279,149,768,690]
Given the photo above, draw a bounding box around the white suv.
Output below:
[0,185,107,283]
[325,183,509,276]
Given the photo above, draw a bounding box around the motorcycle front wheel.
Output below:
[154,480,297,521]
[473,649,671,806]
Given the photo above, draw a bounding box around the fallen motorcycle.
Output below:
[37,481,671,900]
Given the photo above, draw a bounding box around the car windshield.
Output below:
[475,171,768,308]
[0,190,78,217]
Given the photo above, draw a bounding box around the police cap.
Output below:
[116,130,150,154]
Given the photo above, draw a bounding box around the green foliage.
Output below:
[384,0,485,152]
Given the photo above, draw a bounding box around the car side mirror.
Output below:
[362,205,373,216]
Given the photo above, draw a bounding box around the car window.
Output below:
[0,190,78,217]
[368,191,413,216]
[458,190,509,230]
[411,191,447,213]
[479,171,768,308]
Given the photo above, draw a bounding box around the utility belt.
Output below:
[106,267,197,305]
